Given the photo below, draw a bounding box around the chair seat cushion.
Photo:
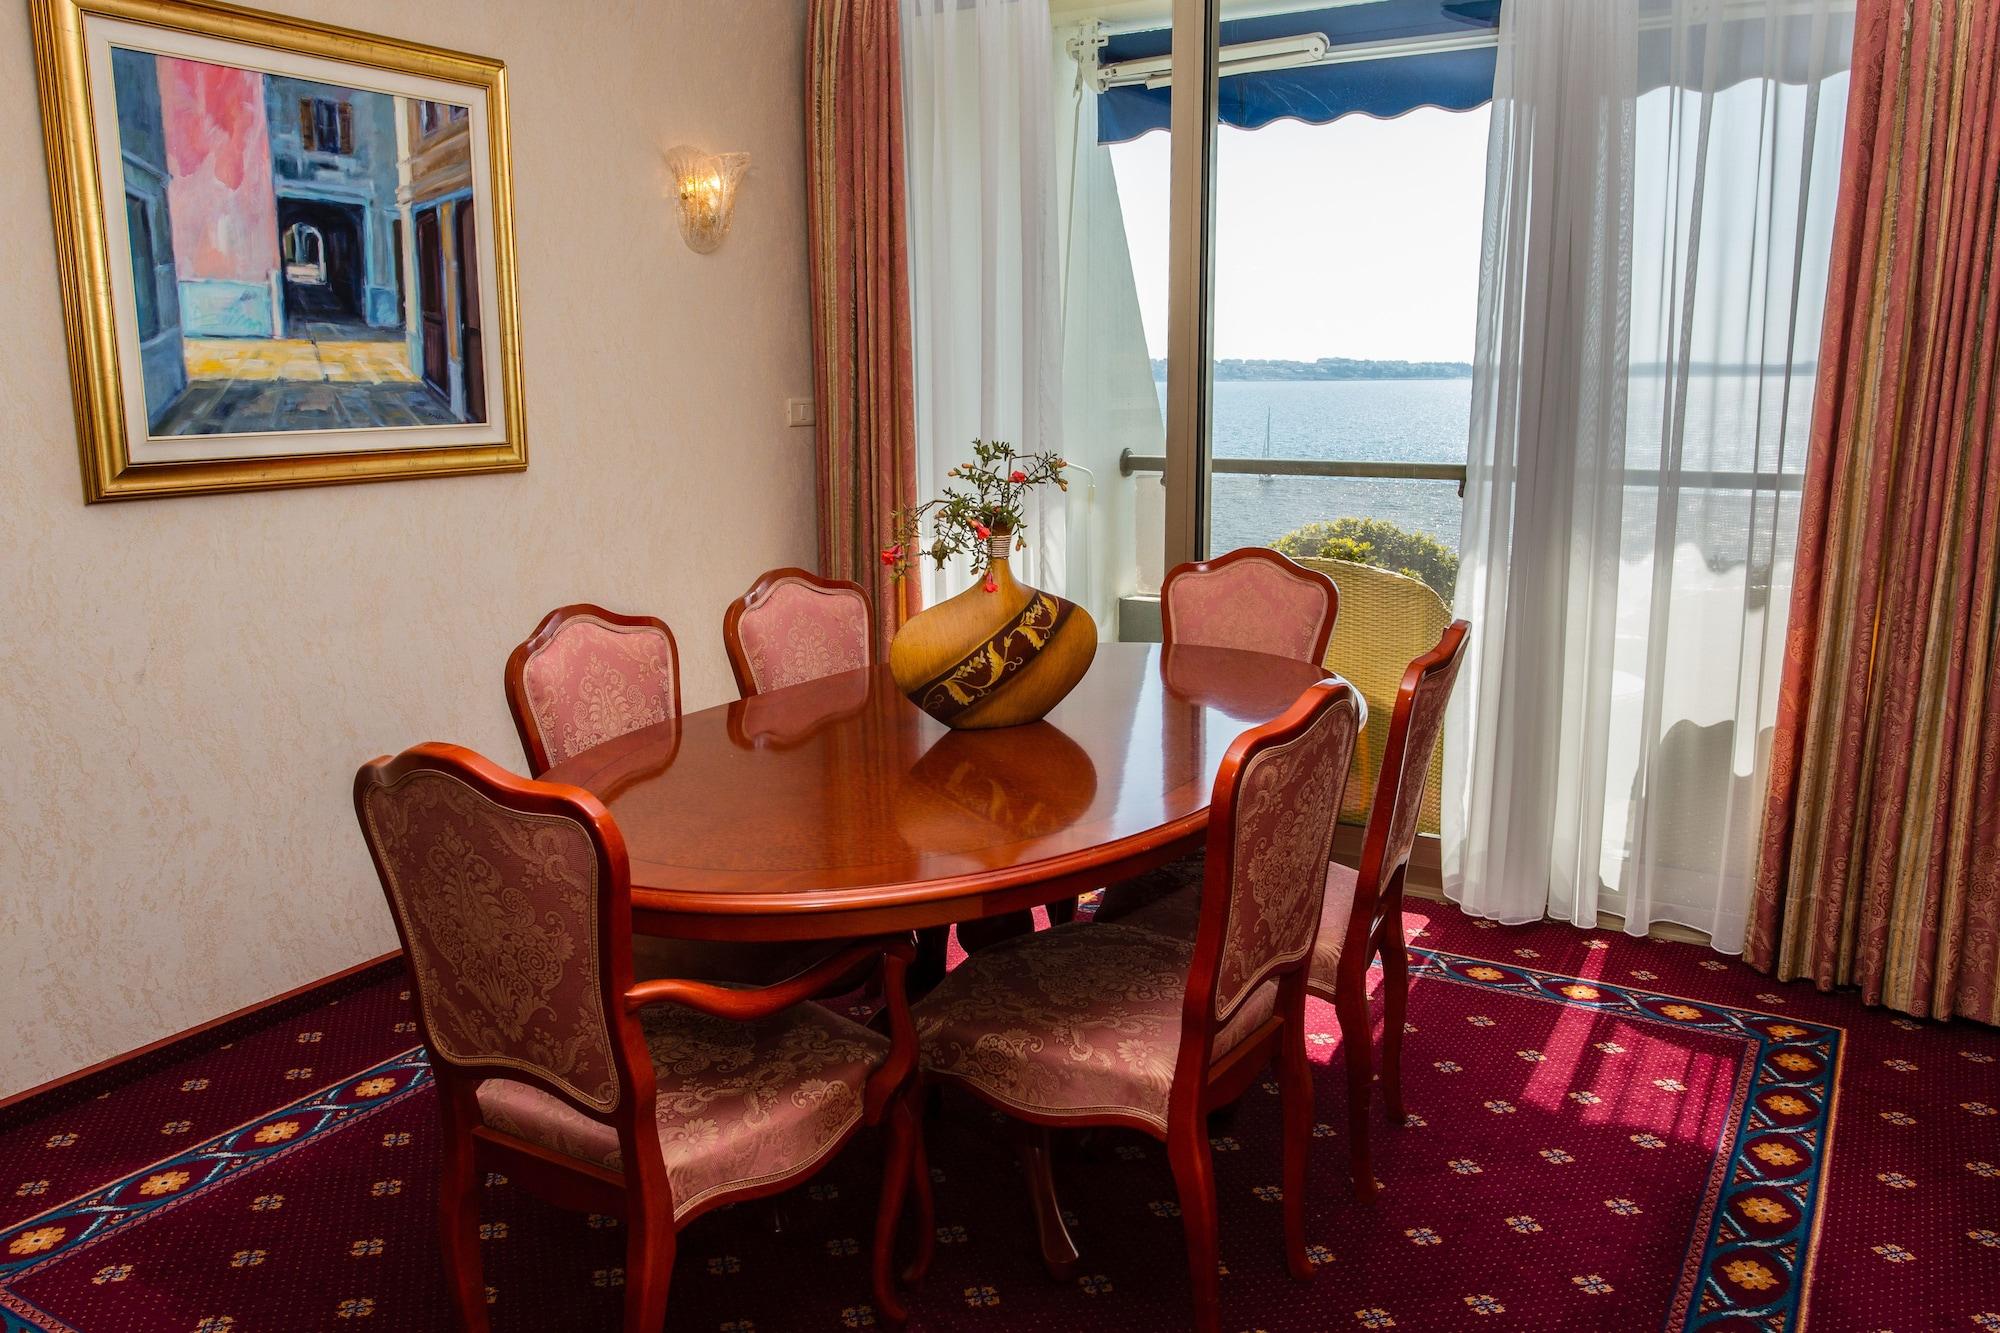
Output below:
[475,1002,887,1219]
[1098,862,1361,998]
[914,922,1275,1132]
[1309,863,1359,994]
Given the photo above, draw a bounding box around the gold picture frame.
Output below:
[30,0,527,502]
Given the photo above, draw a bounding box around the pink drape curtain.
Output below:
[806,0,920,655]
[1748,0,2000,1024]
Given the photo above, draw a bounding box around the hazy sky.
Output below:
[1110,106,1492,363]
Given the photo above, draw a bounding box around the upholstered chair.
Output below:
[1293,557,1454,828]
[505,604,682,775]
[1099,621,1470,1199]
[723,568,874,698]
[1075,550,1343,932]
[1160,546,1339,664]
[354,743,928,1331]
[506,604,839,988]
[910,681,1362,1333]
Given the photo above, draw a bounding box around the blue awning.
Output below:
[1096,0,1500,145]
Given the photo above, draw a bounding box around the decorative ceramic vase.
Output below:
[889,532,1097,729]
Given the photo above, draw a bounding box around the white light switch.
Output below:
[785,398,815,428]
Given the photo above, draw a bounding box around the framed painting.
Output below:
[29,0,526,501]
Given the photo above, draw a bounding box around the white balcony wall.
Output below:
[1053,24,1163,626]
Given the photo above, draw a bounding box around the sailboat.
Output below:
[1260,405,1276,484]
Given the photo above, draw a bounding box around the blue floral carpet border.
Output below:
[0,1049,431,1333]
[1413,947,1843,1333]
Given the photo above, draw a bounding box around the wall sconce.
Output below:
[665,145,750,253]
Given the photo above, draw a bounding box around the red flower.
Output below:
[1009,470,1027,483]
[982,576,998,593]
[971,522,991,540]
[879,544,900,567]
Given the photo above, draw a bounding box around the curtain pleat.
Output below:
[807,0,921,653]
[899,0,1067,603]
[1444,0,1852,946]
[1748,0,2000,1023]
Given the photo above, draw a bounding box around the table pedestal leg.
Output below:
[912,926,951,997]
[956,911,1037,955]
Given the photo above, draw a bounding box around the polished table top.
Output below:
[544,642,1337,939]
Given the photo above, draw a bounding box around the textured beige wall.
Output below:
[0,0,816,1096]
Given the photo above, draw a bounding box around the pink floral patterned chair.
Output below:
[1160,546,1339,664]
[354,742,927,1332]
[723,568,874,698]
[1098,621,1470,1199]
[909,681,1362,1333]
[505,604,681,775]
[506,604,830,987]
[1084,548,1343,928]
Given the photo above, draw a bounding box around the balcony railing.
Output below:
[1117,449,1809,498]
[1119,449,1468,494]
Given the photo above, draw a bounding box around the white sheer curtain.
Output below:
[1055,28,1160,629]
[901,0,1066,601]
[1444,0,1853,946]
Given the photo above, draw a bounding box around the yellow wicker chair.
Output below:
[1295,558,1453,834]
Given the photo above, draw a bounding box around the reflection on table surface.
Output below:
[543,642,1339,904]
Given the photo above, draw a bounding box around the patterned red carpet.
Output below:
[5,905,1997,1332]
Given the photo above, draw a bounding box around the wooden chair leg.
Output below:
[436,1107,490,1333]
[621,1190,675,1333]
[1380,927,1411,1123]
[1166,1120,1222,1333]
[902,1092,937,1286]
[871,1096,917,1324]
[1277,988,1316,1281]
[1009,1121,1080,1281]
[1333,973,1375,1202]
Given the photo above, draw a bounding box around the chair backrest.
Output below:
[1359,620,1471,899]
[505,605,681,775]
[1186,679,1362,1033]
[1295,557,1453,829]
[723,567,874,697]
[1161,548,1338,665]
[353,743,640,1118]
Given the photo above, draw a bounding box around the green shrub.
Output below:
[1272,518,1458,601]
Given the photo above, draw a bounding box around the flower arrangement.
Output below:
[882,439,1068,592]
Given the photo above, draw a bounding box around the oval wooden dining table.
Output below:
[542,641,1339,945]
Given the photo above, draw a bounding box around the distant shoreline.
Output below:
[1152,357,1472,382]
[1152,358,1816,381]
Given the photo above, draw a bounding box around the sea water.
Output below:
[1178,379,1471,555]
[1174,374,1811,568]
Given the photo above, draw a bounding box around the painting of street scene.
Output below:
[110,48,488,436]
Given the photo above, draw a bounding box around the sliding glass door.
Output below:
[1199,4,1494,821]
[1125,0,1497,819]
[1195,3,1494,577]
[1042,0,1497,816]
